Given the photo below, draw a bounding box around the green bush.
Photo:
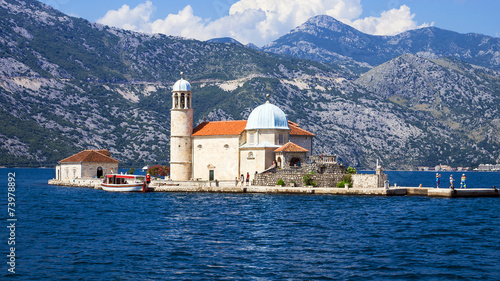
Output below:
[302,174,317,186]
[337,174,352,188]
[347,166,357,174]
[276,179,285,186]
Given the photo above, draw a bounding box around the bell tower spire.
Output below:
[170,72,193,181]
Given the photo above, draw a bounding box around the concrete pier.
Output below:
[49,178,103,189]
[48,179,498,198]
[406,187,499,198]
[427,188,499,198]
[154,185,407,196]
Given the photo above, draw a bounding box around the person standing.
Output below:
[240,174,244,186]
[246,172,250,186]
[436,173,441,188]
[146,173,151,184]
[235,177,238,186]
[460,174,467,189]
[449,175,455,189]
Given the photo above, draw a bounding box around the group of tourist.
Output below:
[436,173,467,189]
[236,172,250,186]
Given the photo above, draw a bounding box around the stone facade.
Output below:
[56,162,117,181]
[289,135,313,157]
[239,147,277,181]
[192,135,240,181]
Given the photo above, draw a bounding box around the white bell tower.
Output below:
[170,73,193,181]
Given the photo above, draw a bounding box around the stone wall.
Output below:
[49,178,103,189]
[351,167,388,188]
[352,174,378,188]
[255,173,345,187]
[254,161,347,187]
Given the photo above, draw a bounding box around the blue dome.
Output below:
[172,78,191,92]
[245,101,289,130]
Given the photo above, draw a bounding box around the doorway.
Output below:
[209,170,214,181]
[290,158,301,167]
[97,167,103,178]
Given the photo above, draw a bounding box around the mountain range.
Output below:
[263,15,500,71]
[0,0,498,169]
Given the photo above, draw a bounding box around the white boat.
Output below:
[101,174,147,192]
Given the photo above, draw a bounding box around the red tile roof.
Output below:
[191,120,314,137]
[96,149,111,157]
[192,120,247,136]
[288,121,315,136]
[274,142,309,152]
[59,149,119,163]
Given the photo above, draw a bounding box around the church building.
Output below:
[169,76,315,182]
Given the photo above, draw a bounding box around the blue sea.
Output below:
[2,168,500,280]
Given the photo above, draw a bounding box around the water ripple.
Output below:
[3,169,500,280]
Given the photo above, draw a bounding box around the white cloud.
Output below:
[97,0,430,46]
[345,5,432,36]
[97,1,155,32]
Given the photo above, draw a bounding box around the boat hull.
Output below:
[101,183,144,192]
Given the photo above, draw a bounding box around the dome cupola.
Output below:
[245,100,289,130]
[172,78,191,92]
[171,72,192,109]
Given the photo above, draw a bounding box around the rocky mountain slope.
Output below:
[355,54,500,166]
[0,0,498,169]
[263,15,500,71]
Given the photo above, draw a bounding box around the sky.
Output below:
[40,0,499,47]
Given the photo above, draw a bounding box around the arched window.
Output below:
[247,152,254,159]
[180,93,185,108]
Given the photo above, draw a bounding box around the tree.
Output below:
[147,165,170,177]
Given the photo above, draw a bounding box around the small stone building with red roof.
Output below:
[274,141,310,169]
[55,149,119,181]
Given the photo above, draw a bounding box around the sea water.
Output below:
[1,168,499,280]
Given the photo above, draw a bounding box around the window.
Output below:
[247,152,254,159]
[279,134,284,145]
[249,133,254,144]
[180,93,185,108]
[197,144,202,149]
[224,144,229,149]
